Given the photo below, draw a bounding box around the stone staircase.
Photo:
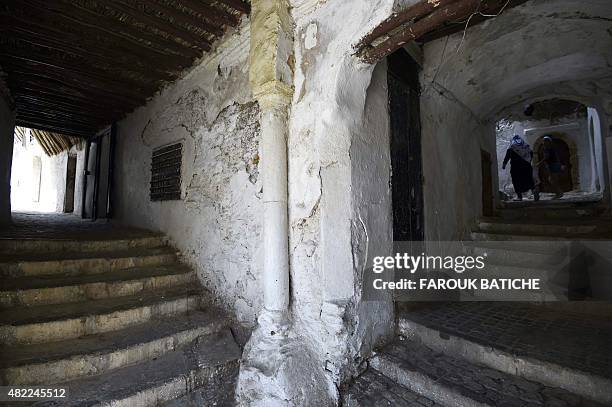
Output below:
[0,232,241,406]
[344,306,611,406]
[344,204,612,406]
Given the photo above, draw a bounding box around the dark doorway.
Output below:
[537,139,573,192]
[481,150,494,217]
[64,155,77,213]
[387,49,424,242]
[82,125,115,220]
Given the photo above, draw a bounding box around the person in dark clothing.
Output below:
[502,135,538,201]
[536,135,564,199]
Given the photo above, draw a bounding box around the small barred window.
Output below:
[150,142,182,201]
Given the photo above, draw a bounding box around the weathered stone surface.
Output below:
[343,369,443,407]
[399,303,612,405]
[0,219,242,405]
[0,246,178,278]
[31,330,241,407]
[0,311,225,385]
[0,264,195,308]
[371,339,605,407]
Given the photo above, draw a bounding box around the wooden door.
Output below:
[82,140,98,219]
[81,125,115,219]
[388,49,424,242]
[64,155,77,213]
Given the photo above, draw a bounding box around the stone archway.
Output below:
[533,133,579,193]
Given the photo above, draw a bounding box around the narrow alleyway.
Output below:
[0,213,241,406]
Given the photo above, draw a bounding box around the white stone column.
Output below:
[258,86,292,317]
[248,0,294,325]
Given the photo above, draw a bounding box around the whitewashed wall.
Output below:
[112,21,264,327]
[11,134,84,214]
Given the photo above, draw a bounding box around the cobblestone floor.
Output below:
[0,212,159,240]
[403,302,612,379]
[377,339,604,407]
[343,369,443,407]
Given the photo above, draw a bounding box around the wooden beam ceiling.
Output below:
[0,0,250,138]
[356,0,532,64]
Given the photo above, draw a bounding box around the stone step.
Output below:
[30,329,241,407]
[0,264,195,309]
[0,234,166,255]
[0,311,225,385]
[343,369,442,407]
[0,285,201,346]
[371,339,604,407]
[398,318,612,405]
[0,246,178,278]
[470,231,577,247]
[478,219,612,237]
[497,205,607,221]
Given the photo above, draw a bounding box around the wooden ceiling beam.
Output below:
[361,0,481,63]
[15,97,122,120]
[217,0,250,14]
[16,101,116,123]
[418,0,532,43]
[0,24,175,81]
[356,0,457,52]
[17,107,104,128]
[9,76,144,108]
[177,0,240,26]
[16,95,116,114]
[105,0,213,50]
[15,0,201,63]
[15,93,127,116]
[15,118,96,138]
[17,110,106,130]
[16,114,97,132]
[143,0,224,36]
[5,71,147,110]
[0,56,157,96]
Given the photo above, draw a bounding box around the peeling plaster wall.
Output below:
[113,21,264,327]
[286,0,409,398]
[0,95,14,223]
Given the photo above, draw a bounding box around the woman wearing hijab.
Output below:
[502,135,539,201]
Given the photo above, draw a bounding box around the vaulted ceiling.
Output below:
[0,0,250,138]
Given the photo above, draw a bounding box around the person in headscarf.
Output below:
[502,135,538,201]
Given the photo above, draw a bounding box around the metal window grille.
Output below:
[150,142,182,201]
